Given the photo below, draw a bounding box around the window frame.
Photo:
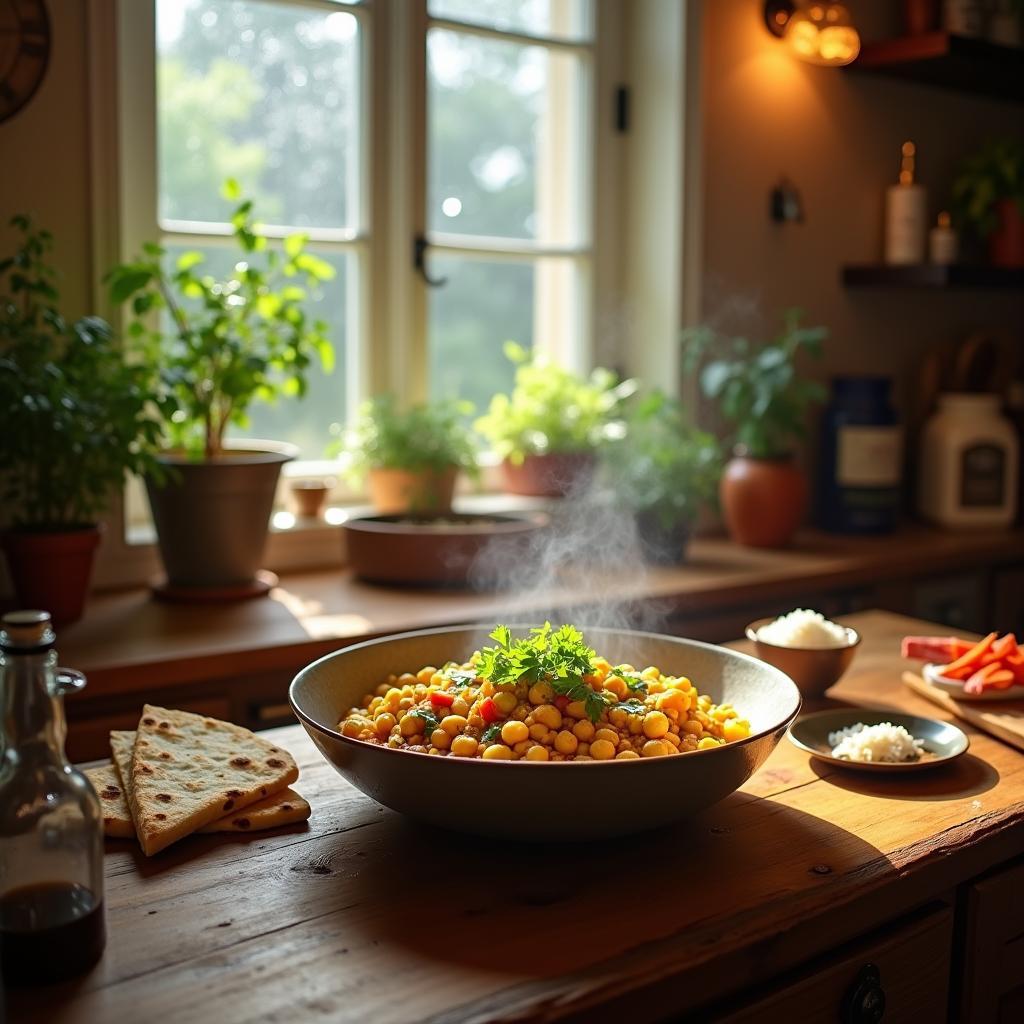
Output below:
[88,0,626,588]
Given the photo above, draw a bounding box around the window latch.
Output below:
[413,234,448,288]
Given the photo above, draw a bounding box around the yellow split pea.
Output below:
[339,654,751,762]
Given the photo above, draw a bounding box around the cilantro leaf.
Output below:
[615,699,649,716]
[409,708,440,734]
[481,723,503,743]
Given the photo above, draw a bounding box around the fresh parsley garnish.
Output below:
[445,667,478,687]
[409,708,440,734]
[614,667,648,693]
[478,624,611,723]
[481,723,503,743]
[615,699,648,716]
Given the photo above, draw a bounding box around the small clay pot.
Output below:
[989,198,1024,269]
[366,466,458,515]
[1,524,102,625]
[720,453,807,548]
[290,479,332,519]
[499,452,595,497]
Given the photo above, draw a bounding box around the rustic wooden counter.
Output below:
[12,611,1024,1024]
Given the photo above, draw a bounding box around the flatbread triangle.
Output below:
[129,704,299,855]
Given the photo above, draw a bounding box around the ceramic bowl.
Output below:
[745,618,861,698]
[788,709,969,772]
[922,662,1024,702]
[290,625,802,840]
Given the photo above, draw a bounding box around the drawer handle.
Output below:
[841,963,886,1024]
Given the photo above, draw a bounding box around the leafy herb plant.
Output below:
[1,216,162,528]
[106,180,335,460]
[952,138,1024,237]
[335,394,479,483]
[682,309,827,459]
[602,391,722,531]
[474,342,636,463]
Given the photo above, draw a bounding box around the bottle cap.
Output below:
[0,610,55,652]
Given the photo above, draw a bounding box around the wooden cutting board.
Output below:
[902,672,1024,752]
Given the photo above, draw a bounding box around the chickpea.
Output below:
[528,681,554,705]
[528,723,549,741]
[573,720,595,742]
[399,715,421,737]
[682,719,704,736]
[341,719,363,738]
[493,691,518,716]
[577,743,590,756]
[501,720,530,745]
[374,713,397,737]
[616,750,640,760]
[451,697,469,717]
[534,705,563,730]
[642,711,670,739]
[526,744,549,761]
[590,738,616,760]
[594,728,619,746]
[603,676,628,699]
[450,735,479,758]
[698,737,721,750]
[641,740,669,758]
[430,729,451,750]
[398,673,417,686]
[483,743,513,760]
[441,714,469,736]
[565,700,587,720]
[554,730,578,755]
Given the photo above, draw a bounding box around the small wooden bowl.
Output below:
[745,618,860,698]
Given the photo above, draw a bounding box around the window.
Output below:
[103,0,619,579]
[154,0,367,459]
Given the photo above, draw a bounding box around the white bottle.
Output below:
[919,393,1019,528]
[885,141,927,265]
[929,211,958,265]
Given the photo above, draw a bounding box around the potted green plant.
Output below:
[602,392,722,564]
[952,139,1024,268]
[106,181,335,596]
[1,216,162,623]
[683,310,827,549]
[475,342,635,497]
[335,395,479,515]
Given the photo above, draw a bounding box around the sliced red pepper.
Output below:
[554,695,569,711]
[430,691,455,708]
[480,697,501,723]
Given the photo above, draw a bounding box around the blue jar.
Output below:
[818,377,902,534]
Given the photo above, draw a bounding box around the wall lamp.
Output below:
[764,1,861,67]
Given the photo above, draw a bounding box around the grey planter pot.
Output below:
[145,441,297,588]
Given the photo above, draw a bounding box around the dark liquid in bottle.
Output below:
[0,882,105,986]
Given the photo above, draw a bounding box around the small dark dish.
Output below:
[290,625,802,840]
[746,618,860,698]
[788,709,969,772]
[343,511,548,587]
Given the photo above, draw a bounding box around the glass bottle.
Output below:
[0,610,106,987]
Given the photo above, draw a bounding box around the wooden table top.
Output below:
[59,526,1024,696]
[12,610,1024,1024]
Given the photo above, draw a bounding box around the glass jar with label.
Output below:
[818,377,903,534]
[918,393,1019,529]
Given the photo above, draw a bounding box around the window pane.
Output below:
[161,241,352,460]
[429,0,593,41]
[428,255,582,413]
[156,0,360,228]
[427,28,587,244]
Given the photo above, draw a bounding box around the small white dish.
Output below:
[923,662,1024,702]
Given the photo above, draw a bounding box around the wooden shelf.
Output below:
[842,264,1024,289]
[849,32,1024,102]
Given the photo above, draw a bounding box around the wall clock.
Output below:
[0,0,50,124]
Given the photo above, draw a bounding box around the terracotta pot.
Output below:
[499,452,595,497]
[634,511,691,565]
[290,479,332,519]
[989,198,1024,268]
[1,525,101,625]
[146,440,296,590]
[366,466,458,515]
[720,454,807,548]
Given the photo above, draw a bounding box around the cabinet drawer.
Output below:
[959,859,1024,1023]
[710,905,952,1023]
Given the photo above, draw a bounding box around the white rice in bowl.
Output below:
[828,722,924,763]
[757,609,851,649]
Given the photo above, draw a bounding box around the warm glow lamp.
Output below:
[763,1,861,67]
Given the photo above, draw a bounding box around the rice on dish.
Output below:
[758,609,850,649]
[828,722,924,763]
